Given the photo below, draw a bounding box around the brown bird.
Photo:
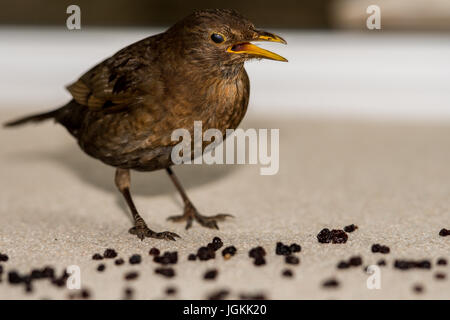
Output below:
[4,9,287,241]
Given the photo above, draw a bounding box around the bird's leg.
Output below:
[165,167,233,230]
[115,168,180,241]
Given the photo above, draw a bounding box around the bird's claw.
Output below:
[167,203,233,230]
[129,225,180,241]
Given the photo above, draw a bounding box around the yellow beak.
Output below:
[227,31,288,62]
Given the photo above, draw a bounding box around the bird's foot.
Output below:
[167,202,233,230]
[129,222,180,241]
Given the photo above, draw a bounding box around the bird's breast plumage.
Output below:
[76,62,250,171]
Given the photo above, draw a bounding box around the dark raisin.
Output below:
[92,253,103,260]
[165,287,177,295]
[188,254,197,261]
[155,267,175,278]
[317,228,332,243]
[8,271,23,284]
[197,247,215,261]
[377,259,387,266]
[349,256,362,267]
[330,230,348,243]
[413,284,424,293]
[282,269,293,277]
[285,255,300,265]
[253,257,266,266]
[103,249,117,259]
[129,254,142,265]
[289,243,301,253]
[204,269,218,280]
[222,246,237,259]
[249,247,266,258]
[435,272,446,280]
[322,278,339,288]
[208,289,229,300]
[124,271,139,280]
[344,224,358,233]
[337,261,350,269]
[149,248,160,256]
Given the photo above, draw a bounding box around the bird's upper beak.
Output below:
[227,30,288,62]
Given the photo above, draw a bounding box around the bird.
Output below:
[4,9,287,241]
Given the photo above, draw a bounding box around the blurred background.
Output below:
[1,0,449,121]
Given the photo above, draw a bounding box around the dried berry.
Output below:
[204,269,218,280]
[129,254,142,265]
[413,284,424,293]
[337,261,350,269]
[394,259,431,270]
[285,255,300,265]
[289,243,301,253]
[249,247,266,258]
[124,271,139,280]
[115,258,125,266]
[97,264,105,272]
[155,267,175,278]
[437,258,447,266]
[253,257,266,266]
[103,249,117,259]
[154,251,178,265]
[349,256,362,267]
[317,228,348,244]
[81,289,91,299]
[123,287,134,300]
[343,224,358,233]
[0,253,9,262]
[282,269,293,277]
[8,271,23,284]
[330,230,348,243]
[149,248,160,256]
[377,259,387,266]
[165,287,177,295]
[435,272,446,280]
[317,228,332,243]
[208,289,229,300]
[322,278,340,288]
[239,293,266,300]
[276,242,291,255]
[209,237,223,251]
[197,247,215,261]
[92,253,103,260]
[371,244,390,254]
[188,254,197,261]
[439,228,450,236]
[222,246,237,260]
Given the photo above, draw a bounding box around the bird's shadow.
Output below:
[7,144,239,221]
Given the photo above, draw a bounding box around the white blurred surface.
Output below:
[1,27,450,121]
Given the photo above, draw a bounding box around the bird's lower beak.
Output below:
[227,31,288,62]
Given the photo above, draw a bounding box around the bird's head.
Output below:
[166,9,287,77]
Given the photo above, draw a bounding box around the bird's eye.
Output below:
[211,33,225,44]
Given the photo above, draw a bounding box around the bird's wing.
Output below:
[66,38,159,112]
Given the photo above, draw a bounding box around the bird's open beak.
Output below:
[227,31,288,62]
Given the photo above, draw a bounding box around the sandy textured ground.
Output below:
[0,109,449,300]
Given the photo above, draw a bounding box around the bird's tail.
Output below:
[3,108,60,127]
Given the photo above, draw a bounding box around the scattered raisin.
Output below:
[204,269,218,280]
[129,254,142,265]
[103,249,117,259]
[344,224,358,233]
[92,253,103,260]
[155,267,175,278]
